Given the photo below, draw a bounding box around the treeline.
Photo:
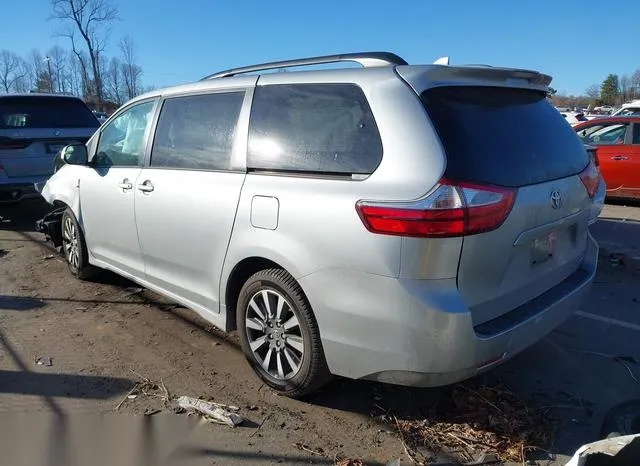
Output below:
[0,0,153,111]
[551,69,640,109]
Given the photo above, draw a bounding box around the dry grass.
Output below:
[393,384,556,464]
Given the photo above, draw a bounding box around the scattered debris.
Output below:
[569,350,639,384]
[249,413,272,438]
[42,254,55,260]
[566,434,640,466]
[114,369,170,411]
[125,287,145,296]
[392,384,555,464]
[35,356,53,367]
[293,442,326,457]
[176,396,244,427]
[335,458,366,466]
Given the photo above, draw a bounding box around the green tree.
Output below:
[600,74,620,105]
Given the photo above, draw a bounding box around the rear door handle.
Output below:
[611,155,630,161]
[137,180,154,193]
[118,179,133,191]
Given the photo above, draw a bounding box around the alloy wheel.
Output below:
[245,289,304,381]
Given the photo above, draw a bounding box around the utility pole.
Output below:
[44,56,54,93]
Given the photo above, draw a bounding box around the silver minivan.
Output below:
[0,93,99,204]
[37,52,603,397]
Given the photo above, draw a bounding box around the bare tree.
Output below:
[105,57,124,104]
[620,75,631,104]
[51,0,118,109]
[66,53,84,96]
[47,45,69,93]
[585,84,600,100]
[0,50,28,93]
[120,35,142,100]
[631,69,640,100]
[27,49,45,91]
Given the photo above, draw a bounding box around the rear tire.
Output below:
[236,268,331,398]
[61,208,96,281]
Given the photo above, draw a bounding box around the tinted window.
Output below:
[94,100,155,167]
[422,87,588,187]
[151,92,244,170]
[633,124,640,144]
[248,84,382,175]
[576,122,629,145]
[0,96,99,129]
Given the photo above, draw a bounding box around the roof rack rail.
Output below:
[201,52,408,80]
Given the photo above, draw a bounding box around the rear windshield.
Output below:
[0,96,99,129]
[421,87,588,187]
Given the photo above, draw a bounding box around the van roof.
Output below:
[131,51,553,104]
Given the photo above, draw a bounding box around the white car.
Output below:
[611,100,640,116]
[560,111,588,126]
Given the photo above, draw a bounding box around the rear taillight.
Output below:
[579,160,600,199]
[356,179,516,238]
[0,137,31,150]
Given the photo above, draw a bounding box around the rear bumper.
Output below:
[300,231,598,387]
[0,176,48,204]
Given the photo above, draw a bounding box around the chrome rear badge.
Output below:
[550,190,562,210]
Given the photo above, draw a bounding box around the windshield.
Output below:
[0,96,100,129]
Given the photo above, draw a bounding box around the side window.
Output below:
[94,100,155,167]
[578,123,629,145]
[150,92,244,171]
[247,84,383,175]
[633,124,640,144]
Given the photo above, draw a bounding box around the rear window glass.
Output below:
[0,96,99,129]
[247,84,382,175]
[422,87,588,187]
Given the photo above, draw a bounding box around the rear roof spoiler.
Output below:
[397,64,553,93]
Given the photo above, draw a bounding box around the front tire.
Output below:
[236,268,331,398]
[61,208,95,280]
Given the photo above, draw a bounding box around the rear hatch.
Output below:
[420,85,597,326]
[0,96,99,178]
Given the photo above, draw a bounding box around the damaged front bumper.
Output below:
[35,207,65,248]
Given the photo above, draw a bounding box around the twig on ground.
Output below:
[568,349,639,383]
[115,385,140,411]
[249,413,272,438]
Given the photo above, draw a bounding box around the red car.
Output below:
[574,116,640,200]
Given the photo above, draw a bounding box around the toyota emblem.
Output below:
[54,130,61,136]
[550,190,562,210]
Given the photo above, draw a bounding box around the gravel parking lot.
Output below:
[1,200,639,465]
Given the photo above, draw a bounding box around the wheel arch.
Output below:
[223,256,300,331]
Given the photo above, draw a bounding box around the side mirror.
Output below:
[60,144,89,166]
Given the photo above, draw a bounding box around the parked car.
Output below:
[611,100,640,117]
[36,52,602,397]
[92,111,109,124]
[574,116,640,200]
[560,111,588,126]
[0,93,100,204]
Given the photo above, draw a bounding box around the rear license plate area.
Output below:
[531,231,557,265]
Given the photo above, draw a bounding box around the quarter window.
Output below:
[247,84,382,175]
[94,100,155,167]
[150,92,244,171]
